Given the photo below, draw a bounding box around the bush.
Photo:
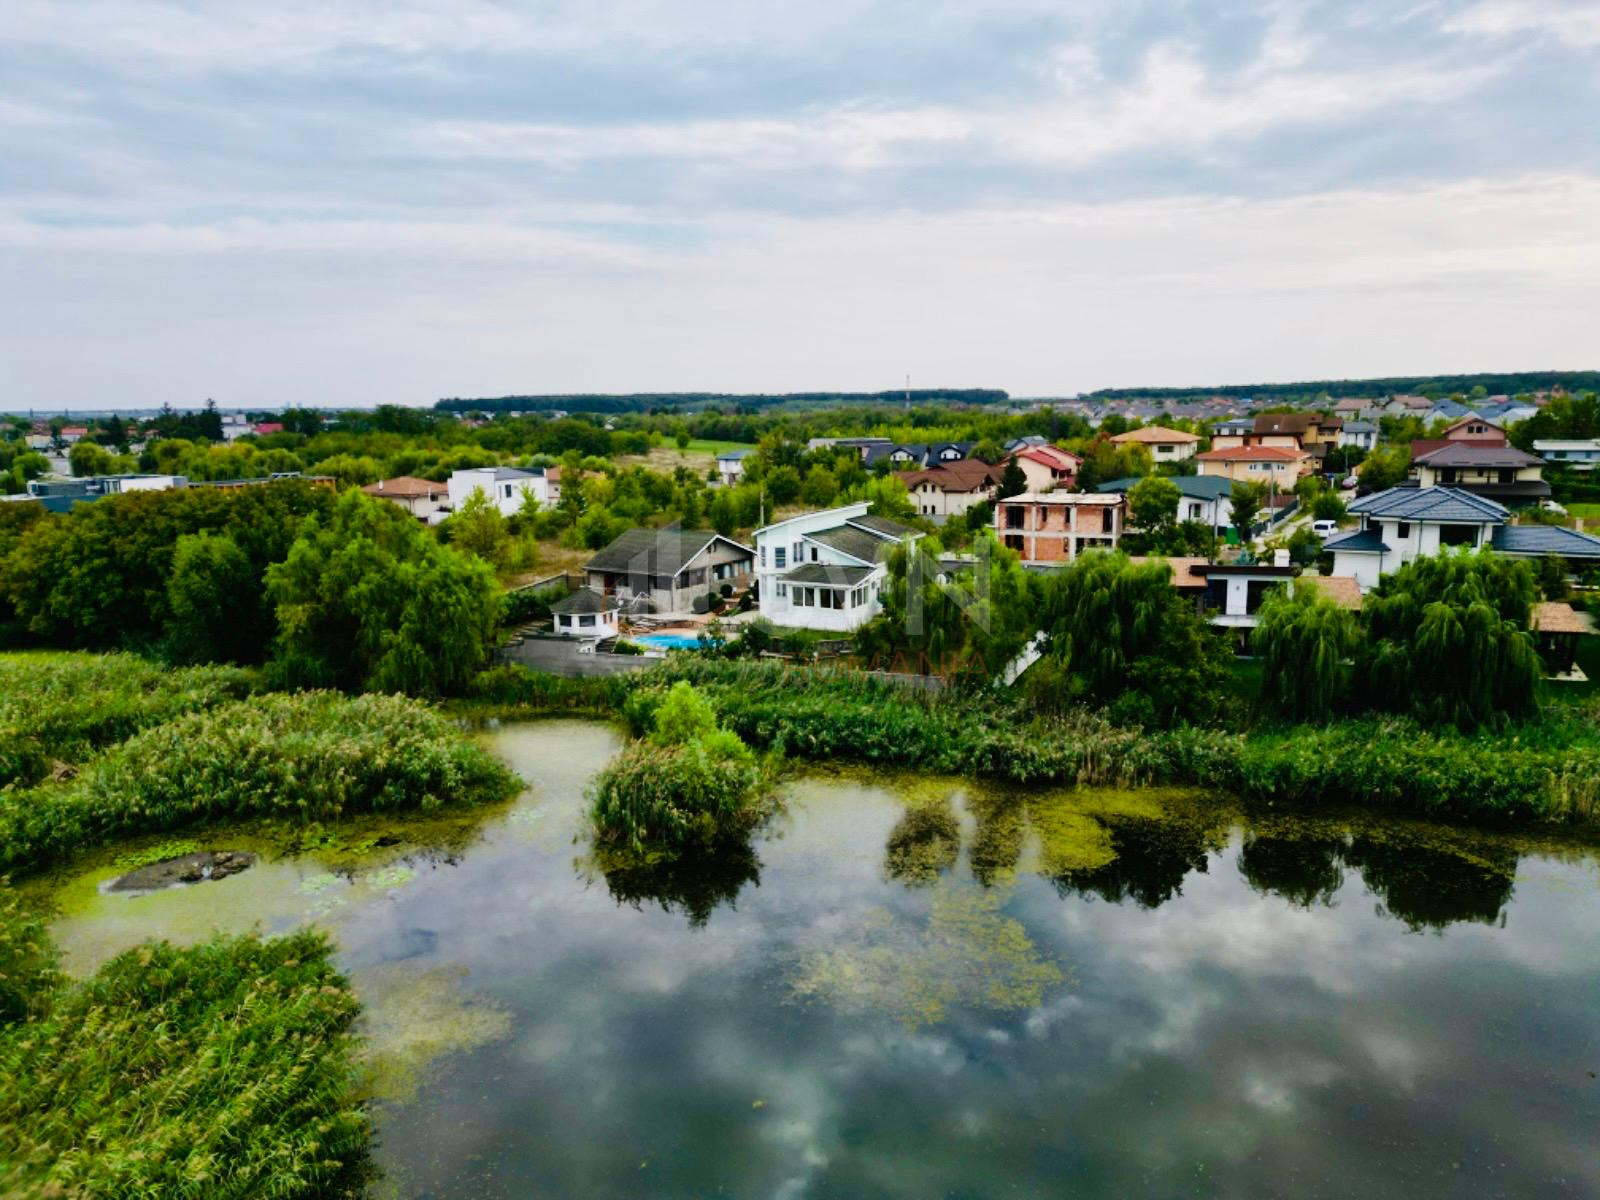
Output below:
[0,928,367,1198]
[0,885,60,1024]
[0,691,521,875]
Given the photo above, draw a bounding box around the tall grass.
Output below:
[0,651,257,789]
[0,925,368,1199]
[0,691,521,875]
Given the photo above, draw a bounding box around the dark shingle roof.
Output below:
[808,525,895,563]
[585,529,749,575]
[1348,486,1507,523]
[1323,528,1391,553]
[1491,525,1600,559]
[782,563,875,586]
[848,514,918,538]
[549,588,617,615]
[1413,444,1544,468]
[1101,475,1233,501]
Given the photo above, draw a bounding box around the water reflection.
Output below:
[1238,834,1346,908]
[593,841,763,929]
[1052,817,1215,909]
[1342,836,1516,931]
[882,800,960,886]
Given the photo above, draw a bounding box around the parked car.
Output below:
[1310,519,1339,538]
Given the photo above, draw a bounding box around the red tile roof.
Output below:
[1011,445,1081,470]
[1195,446,1308,462]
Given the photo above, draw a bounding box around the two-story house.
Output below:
[715,449,752,486]
[1326,486,1600,590]
[1339,421,1378,451]
[1005,445,1081,492]
[1194,445,1310,485]
[900,458,1000,523]
[753,502,918,631]
[994,493,1124,564]
[1534,438,1600,472]
[585,528,754,614]
[1407,444,1549,504]
[447,466,559,517]
[1109,425,1200,464]
[1102,474,1234,533]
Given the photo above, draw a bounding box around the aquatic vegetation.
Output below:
[884,799,962,886]
[363,864,418,892]
[0,928,368,1199]
[354,964,512,1105]
[0,691,521,876]
[0,651,256,789]
[790,883,1064,1027]
[111,837,202,870]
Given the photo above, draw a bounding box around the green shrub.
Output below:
[589,740,761,854]
[0,652,257,789]
[0,929,367,1198]
[0,691,521,875]
[0,885,60,1024]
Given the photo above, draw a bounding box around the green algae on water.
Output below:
[354,964,513,1105]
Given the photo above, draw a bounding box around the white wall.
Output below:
[447,468,549,517]
[1332,550,1383,590]
[554,610,619,638]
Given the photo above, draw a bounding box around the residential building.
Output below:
[995,493,1124,564]
[1209,418,1255,445]
[20,474,187,511]
[1195,445,1310,485]
[1333,397,1379,420]
[584,528,754,614]
[447,466,557,517]
[1326,486,1600,589]
[1102,474,1234,533]
[58,426,88,444]
[1339,420,1378,451]
[251,422,285,437]
[1534,439,1600,472]
[900,458,1000,523]
[1407,444,1549,504]
[549,589,621,640]
[716,448,752,486]
[363,475,451,524]
[862,441,975,469]
[1410,415,1507,458]
[1109,425,1200,463]
[1192,556,1299,629]
[1005,444,1081,492]
[753,502,918,631]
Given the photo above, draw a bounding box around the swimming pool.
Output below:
[632,633,706,651]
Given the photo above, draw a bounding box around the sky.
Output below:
[2,0,1599,410]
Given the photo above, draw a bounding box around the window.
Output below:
[793,541,803,562]
[776,583,787,599]
[1005,506,1025,530]
[775,547,787,569]
[1498,469,1515,484]
[558,615,571,628]
[1101,509,1114,533]
[503,484,514,499]
[1439,524,1478,547]
[1005,534,1024,552]
[1395,521,1411,539]
[760,546,767,567]
[578,615,595,627]
[810,546,818,562]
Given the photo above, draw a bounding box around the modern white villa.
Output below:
[1326,485,1600,590]
[447,466,559,517]
[753,502,918,631]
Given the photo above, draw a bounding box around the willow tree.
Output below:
[1358,549,1540,729]
[1253,585,1360,723]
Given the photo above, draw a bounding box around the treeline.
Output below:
[0,482,501,696]
[434,389,1010,415]
[1087,370,1600,402]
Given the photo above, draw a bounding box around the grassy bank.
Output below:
[464,661,1600,825]
[0,652,258,789]
[0,901,367,1199]
[1,690,521,877]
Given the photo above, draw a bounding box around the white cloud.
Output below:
[1446,0,1600,48]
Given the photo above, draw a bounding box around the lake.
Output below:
[46,720,1600,1198]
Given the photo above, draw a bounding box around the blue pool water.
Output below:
[633,633,705,650]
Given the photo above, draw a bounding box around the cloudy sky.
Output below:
[3,0,1599,409]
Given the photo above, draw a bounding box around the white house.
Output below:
[1534,439,1600,473]
[716,448,753,486]
[363,476,451,524]
[549,588,621,639]
[754,501,918,631]
[1326,485,1600,590]
[1339,421,1378,450]
[447,466,556,517]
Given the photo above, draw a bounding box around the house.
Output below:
[1533,438,1600,472]
[1209,418,1255,445]
[251,422,285,437]
[995,493,1125,564]
[716,448,753,486]
[24,474,187,507]
[1109,425,1200,463]
[1191,555,1300,629]
[1005,444,1081,492]
[753,502,918,631]
[24,433,51,450]
[1326,486,1600,589]
[584,528,754,614]
[549,589,621,640]
[1382,395,1434,419]
[363,476,450,524]
[447,466,556,517]
[1333,397,1379,420]
[1407,444,1550,504]
[862,441,975,469]
[1410,416,1507,457]
[1195,445,1310,485]
[900,458,1000,523]
[1339,421,1379,451]
[58,426,88,444]
[1102,474,1235,533]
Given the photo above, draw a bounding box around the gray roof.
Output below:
[1343,421,1378,433]
[549,588,618,615]
[1323,528,1391,553]
[1413,444,1544,468]
[849,514,918,538]
[1348,486,1508,523]
[585,528,751,575]
[1101,475,1233,501]
[808,525,896,563]
[783,563,876,586]
[716,448,753,461]
[1492,525,1600,559]
[483,467,539,480]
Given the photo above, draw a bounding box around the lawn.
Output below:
[1565,502,1600,519]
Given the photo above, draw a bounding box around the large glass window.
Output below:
[775,547,787,569]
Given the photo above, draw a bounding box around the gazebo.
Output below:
[549,588,620,640]
[1531,601,1590,678]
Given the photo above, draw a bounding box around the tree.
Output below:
[1229,482,1265,541]
[1311,492,1347,522]
[765,465,802,506]
[799,465,838,507]
[1254,585,1360,722]
[68,441,116,477]
[165,531,258,663]
[997,456,1029,500]
[442,489,530,572]
[971,438,1005,464]
[1357,445,1411,494]
[708,490,739,537]
[197,400,224,442]
[265,490,502,696]
[1128,476,1181,532]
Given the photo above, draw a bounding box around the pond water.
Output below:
[45,721,1600,1199]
